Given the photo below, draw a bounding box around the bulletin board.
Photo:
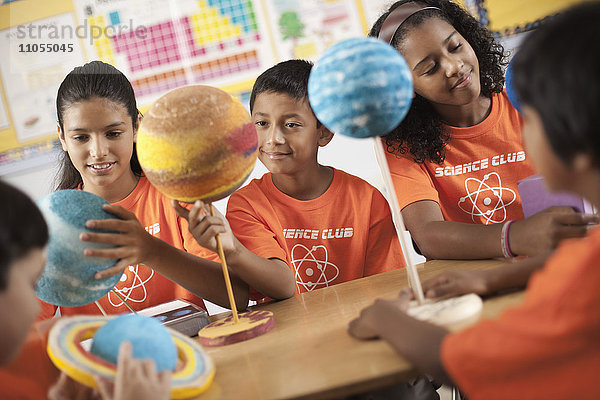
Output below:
[0,0,392,174]
[459,0,593,36]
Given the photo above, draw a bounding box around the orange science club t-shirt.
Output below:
[385,90,535,225]
[227,168,405,299]
[38,176,219,319]
[441,227,600,400]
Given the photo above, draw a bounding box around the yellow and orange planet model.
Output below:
[137,85,258,203]
[138,84,275,347]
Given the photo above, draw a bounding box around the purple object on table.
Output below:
[518,174,595,218]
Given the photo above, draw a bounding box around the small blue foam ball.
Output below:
[35,190,121,307]
[308,37,413,138]
[505,57,521,113]
[91,314,177,372]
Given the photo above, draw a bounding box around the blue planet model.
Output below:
[505,57,521,113]
[91,314,178,372]
[36,189,121,307]
[308,37,413,138]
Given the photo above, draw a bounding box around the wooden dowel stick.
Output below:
[95,301,107,316]
[373,138,425,304]
[111,289,137,314]
[210,204,240,323]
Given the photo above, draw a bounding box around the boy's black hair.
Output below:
[370,0,507,164]
[512,2,600,165]
[249,59,322,128]
[0,181,48,290]
[55,60,143,190]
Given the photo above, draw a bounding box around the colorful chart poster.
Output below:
[262,0,371,61]
[0,12,86,142]
[73,0,277,105]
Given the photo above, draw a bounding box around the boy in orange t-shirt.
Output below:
[349,4,600,399]
[175,60,405,301]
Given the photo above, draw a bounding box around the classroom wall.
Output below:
[0,0,565,206]
[0,0,393,204]
[2,157,57,200]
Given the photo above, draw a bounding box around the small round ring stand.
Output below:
[197,310,276,346]
[196,204,275,347]
[372,139,483,324]
[406,293,483,326]
[47,316,215,399]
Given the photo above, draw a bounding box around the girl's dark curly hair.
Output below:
[370,0,507,164]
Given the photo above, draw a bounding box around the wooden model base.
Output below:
[197,310,275,347]
[407,293,483,326]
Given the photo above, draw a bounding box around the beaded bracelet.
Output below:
[501,220,515,258]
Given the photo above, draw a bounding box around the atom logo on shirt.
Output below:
[290,244,340,292]
[458,172,516,224]
[108,265,154,308]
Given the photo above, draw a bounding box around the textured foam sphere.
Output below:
[308,37,413,138]
[505,58,521,113]
[36,190,121,307]
[137,85,258,202]
[91,314,177,372]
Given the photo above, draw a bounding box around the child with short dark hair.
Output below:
[0,181,48,367]
[176,60,405,301]
[350,3,600,398]
[369,0,595,260]
[0,180,171,400]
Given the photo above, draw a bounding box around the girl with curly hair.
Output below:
[370,0,595,260]
[351,3,600,398]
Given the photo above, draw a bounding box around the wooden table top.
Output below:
[194,259,525,400]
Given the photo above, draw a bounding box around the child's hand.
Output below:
[95,341,171,400]
[80,204,158,279]
[510,206,598,256]
[348,289,412,340]
[172,200,237,255]
[421,269,490,299]
[48,372,100,400]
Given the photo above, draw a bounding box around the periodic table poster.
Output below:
[73,0,276,105]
